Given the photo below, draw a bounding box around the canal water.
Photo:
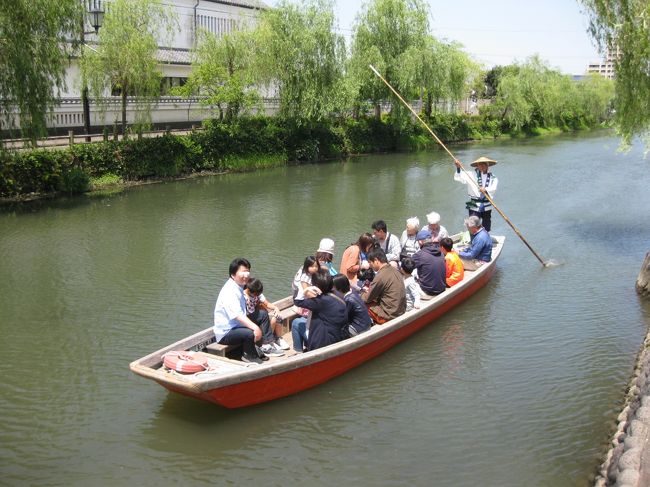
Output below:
[1,130,649,486]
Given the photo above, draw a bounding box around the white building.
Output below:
[52,0,267,134]
[587,46,620,80]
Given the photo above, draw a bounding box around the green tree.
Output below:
[574,74,614,126]
[349,0,430,120]
[80,0,177,135]
[488,57,562,131]
[580,0,650,145]
[486,56,613,132]
[178,29,260,121]
[398,37,478,117]
[0,0,82,142]
[256,0,346,124]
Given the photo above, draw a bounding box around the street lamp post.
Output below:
[81,0,104,142]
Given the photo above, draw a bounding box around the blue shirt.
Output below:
[213,278,247,340]
[458,228,493,262]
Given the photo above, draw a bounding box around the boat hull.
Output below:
[156,258,496,408]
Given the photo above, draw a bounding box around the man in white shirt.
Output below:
[371,220,401,267]
[454,155,499,232]
[213,257,265,364]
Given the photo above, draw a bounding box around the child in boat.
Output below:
[244,278,289,355]
[294,270,347,351]
[400,257,421,312]
[291,256,320,353]
[440,237,464,287]
[332,273,372,337]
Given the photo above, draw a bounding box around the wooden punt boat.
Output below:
[130,235,505,408]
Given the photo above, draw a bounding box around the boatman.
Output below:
[454,156,498,232]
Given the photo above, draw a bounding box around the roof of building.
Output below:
[157,47,192,65]
[204,0,268,9]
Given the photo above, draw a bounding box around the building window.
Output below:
[160,77,188,95]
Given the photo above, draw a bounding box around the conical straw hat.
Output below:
[470,156,497,167]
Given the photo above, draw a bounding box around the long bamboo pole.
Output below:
[369,64,548,267]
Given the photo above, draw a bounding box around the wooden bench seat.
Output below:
[205,342,239,357]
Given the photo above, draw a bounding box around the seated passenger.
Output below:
[316,238,337,276]
[371,219,402,267]
[360,248,406,324]
[213,258,265,364]
[400,257,421,311]
[244,278,287,356]
[399,216,421,259]
[294,270,347,351]
[332,274,372,337]
[458,215,493,265]
[440,237,464,287]
[426,211,449,243]
[412,229,447,297]
[339,233,375,288]
[291,256,320,353]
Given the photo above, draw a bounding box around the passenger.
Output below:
[425,211,449,243]
[412,228,447,298]
[360,248,407,324]
[339,232,375,287]
[213,258,265,364]
[332,273,372,337]
[400,257,421,312]
[291,256,320,353]
[458,215,493,267]
[294,270,347,351]
[399,216,421,259]
[316,238,337,276]
[440,237,464,287]
[292,255,320,298]
[371,220,402,267]
[454,156,498,232]
[244,278,288,356]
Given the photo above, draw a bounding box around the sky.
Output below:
[265,0,603,75]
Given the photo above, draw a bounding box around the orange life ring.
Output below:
[162,351,208,374]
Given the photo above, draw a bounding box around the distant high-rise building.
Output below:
[587,46,620,79]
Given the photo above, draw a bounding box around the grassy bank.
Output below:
[0,113,608,200]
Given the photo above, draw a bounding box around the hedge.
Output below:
[0,112,595,198]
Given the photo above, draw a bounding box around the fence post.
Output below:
[69,130,74,147]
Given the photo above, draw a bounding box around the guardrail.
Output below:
[1,126,203,151]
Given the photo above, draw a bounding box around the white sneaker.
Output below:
[275,336,290,350]
[260,343,284,357]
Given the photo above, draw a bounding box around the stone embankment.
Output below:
[636,253,650,298]
[595,255,650,486]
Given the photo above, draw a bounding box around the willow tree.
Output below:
[349,0,430,120]
[178,29,260,121]
[487,56,613,132]
[0,0,81,142]
[581,0,650,146]
[255,0,346,124]
[396,37,477,117]
[80,0,177,135]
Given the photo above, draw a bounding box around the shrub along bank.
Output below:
[0,113,607,199]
